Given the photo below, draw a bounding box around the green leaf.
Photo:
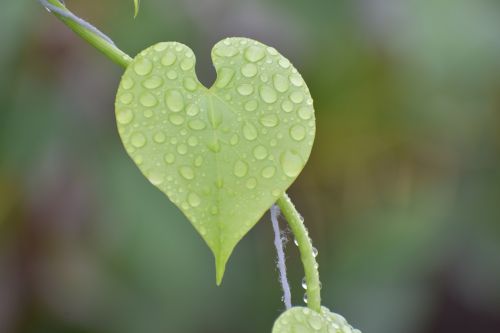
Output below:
[114,38,315,284]
[272,307,362,333]
[133,0,140,18]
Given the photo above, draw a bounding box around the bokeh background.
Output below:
[1,0,500,332]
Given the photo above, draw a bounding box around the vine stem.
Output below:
[277,193,321,312]
[39,0,323,313]
[39,0,132,68]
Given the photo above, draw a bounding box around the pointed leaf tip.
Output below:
[215,252,229,286]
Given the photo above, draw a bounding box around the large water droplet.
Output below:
[215,45,238,57]
[117,109,134,124]
[134,58,153,76]
[180,58,194,71]
[188,192,201,207]
[273,74,289,93]
[279,58,291,69]
[186,104,200,117]
[267,47,278,56]
[259,114,279,127]
[290,91,304,104]
[119,93,133,105]
[153,131,166,143]
[165,90,185,112]
[253,145,268,160]
[153,43,167,52]
[161,52,176,66]
[244,100,258,112]
[261,166,276,179]
[188,119,206,130]
[139,92,157,107]
[179,166,195,180]
[308,316,323,330]
[164,153,175,164]
[241,63,258,78]
[216,68,235,88]
[260,85,278,104]
[143,76,163,89]
[148,170,164,186]
[194,155,203,167]
[312,247,318,257]
[121,77,134,90]
[242,122,258,141]
[233,160,248,178]
[290,124,306,141]
[169,114,185,125]
[280,150,304,178]
[130,133,146,148]
[167,70,178,80]
[298,106,313,120]
[290,73,304,87]
[279,101,292,114]
[183,77,198,91]
[187,136,199,147]
[237,84,254,96]
[244,45,265,62]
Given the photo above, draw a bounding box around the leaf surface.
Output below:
[272,307,362,333]
[115,38,315,283]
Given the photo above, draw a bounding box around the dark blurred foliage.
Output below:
[1,1,500,332]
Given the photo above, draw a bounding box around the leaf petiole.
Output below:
[277,193,321,312]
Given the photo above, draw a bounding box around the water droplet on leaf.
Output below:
[165,90,185,112]
[280,150,304,177]
[179,166,195,180]
[131,133,146,148]
[253,145,268,160]
[161,52,176,66]
[139,92,157,107]
[244,45,265,62]
[290,124,306,141]
[134,58,153,75]
[241,63,258,78]
[188,192,201,207]
[117,109,134,124]
[259,114,279,127]
[216,67,235,88]
[260,86,278,104]
[273,74,289,93]
[233,160,248,178]
[242,122,258,141]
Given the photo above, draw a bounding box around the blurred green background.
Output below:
[1,0,500,332]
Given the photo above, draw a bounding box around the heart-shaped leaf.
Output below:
[273,307,362,333]
[114,37,315,284]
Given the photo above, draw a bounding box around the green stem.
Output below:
[277,193,321,312]
[43,0,132,68]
